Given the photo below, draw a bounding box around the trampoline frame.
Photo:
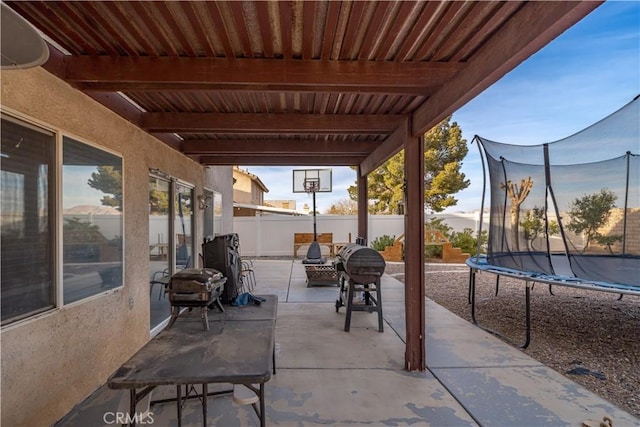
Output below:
[466,255,640,348]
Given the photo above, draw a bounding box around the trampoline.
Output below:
[467,95,640,347]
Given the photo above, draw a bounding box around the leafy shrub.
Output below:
[449,228,487,256]
[371,235,396,251]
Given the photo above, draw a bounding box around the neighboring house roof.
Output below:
[233,166,269,193]
[233,202,303,216]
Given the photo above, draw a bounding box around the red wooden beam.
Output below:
[143,112,404,134]
[62,56,460,95]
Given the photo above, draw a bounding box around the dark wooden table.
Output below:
[108,295,277,426]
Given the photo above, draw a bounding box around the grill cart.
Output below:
[334,243,386,332]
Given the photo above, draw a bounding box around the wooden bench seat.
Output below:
[293,232,333,258]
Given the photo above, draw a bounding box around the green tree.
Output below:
[87,166,122,211]
[566,189,619,252]
[325,199,358,215]
[449,228,487,257]
[520,206,559,250]
[149,189,169,215]
[347,117,470,213]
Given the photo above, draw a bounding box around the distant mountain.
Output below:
[63,205,121,215]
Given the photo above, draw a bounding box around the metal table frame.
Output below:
[108,295,277,426]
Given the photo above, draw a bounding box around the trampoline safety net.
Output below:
[475,96,639,287]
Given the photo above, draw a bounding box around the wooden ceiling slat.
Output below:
[320,1,341,60]
[97,2,150,56]
[412,1,469,61]
[229,1,255,58]
[45,2,107,55]
[451,1,524,62]
[357,1,396,61]
[394,1,443,62]
[291,1,305,59]
[373,1,421,60]
[142,112,404,134]
[205,3,234,57]
[255,1,275,58]
[331,1,352,60]
[278,1,293,58]
[129,2,177,56]
[51,2,120,55]
[156,2,197,56]
[181,2,216,57]
[338,1,367,60]
[429,2,496,62]
[302,1,317,60]
[352,94,374,114]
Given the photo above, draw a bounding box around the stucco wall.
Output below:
[0,67,233,426]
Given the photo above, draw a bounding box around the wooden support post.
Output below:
[404,126,426,371]
[357,166,368,243]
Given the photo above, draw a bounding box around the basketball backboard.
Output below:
[292,169,332,193]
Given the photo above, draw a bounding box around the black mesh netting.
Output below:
[476,96,639,287]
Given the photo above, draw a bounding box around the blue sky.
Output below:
[241,1,639,214]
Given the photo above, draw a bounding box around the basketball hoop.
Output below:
[293,169,332,241]
[303,179,320,194]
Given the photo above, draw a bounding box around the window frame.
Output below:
[61,133,124,306]
[1,109,125,328]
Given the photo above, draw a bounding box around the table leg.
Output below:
[259,383,265,427]
[176,385,182,427]
[129,389,137,427]
[202,383,208,427]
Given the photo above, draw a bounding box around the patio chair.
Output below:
[240,260,256,293]
[150,269,170,300]
[149,256,191,300]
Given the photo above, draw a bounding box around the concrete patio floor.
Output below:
[57,259,638,426]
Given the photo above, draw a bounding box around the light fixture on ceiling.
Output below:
[1,3,50,70]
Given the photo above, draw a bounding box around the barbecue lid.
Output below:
[170,268,224,283]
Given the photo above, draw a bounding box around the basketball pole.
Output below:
[312,189,317,241]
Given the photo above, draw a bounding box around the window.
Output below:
[62,137,123,304]
[213,191,223,235]
[1,117,55,325]
[149,175,170,329]
[175,183,193,268]
[0,115,124,325]
[203,189,223,238]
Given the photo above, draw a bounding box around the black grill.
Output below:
[335,243,386,284]
[166,268,226,330]
[334,243,386,332]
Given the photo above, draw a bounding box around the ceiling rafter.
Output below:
[198,154,366,166]
[181,138,377,155]
[62,56,461,95]
[142,112,405,134]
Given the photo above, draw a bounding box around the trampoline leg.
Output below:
[494,275,500,296]
[470,269,477,325]
[469,271,531,349]
[468,268,474,305]
[548,284,554,296]
[522,282,531,349]
[617,293,624,301]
